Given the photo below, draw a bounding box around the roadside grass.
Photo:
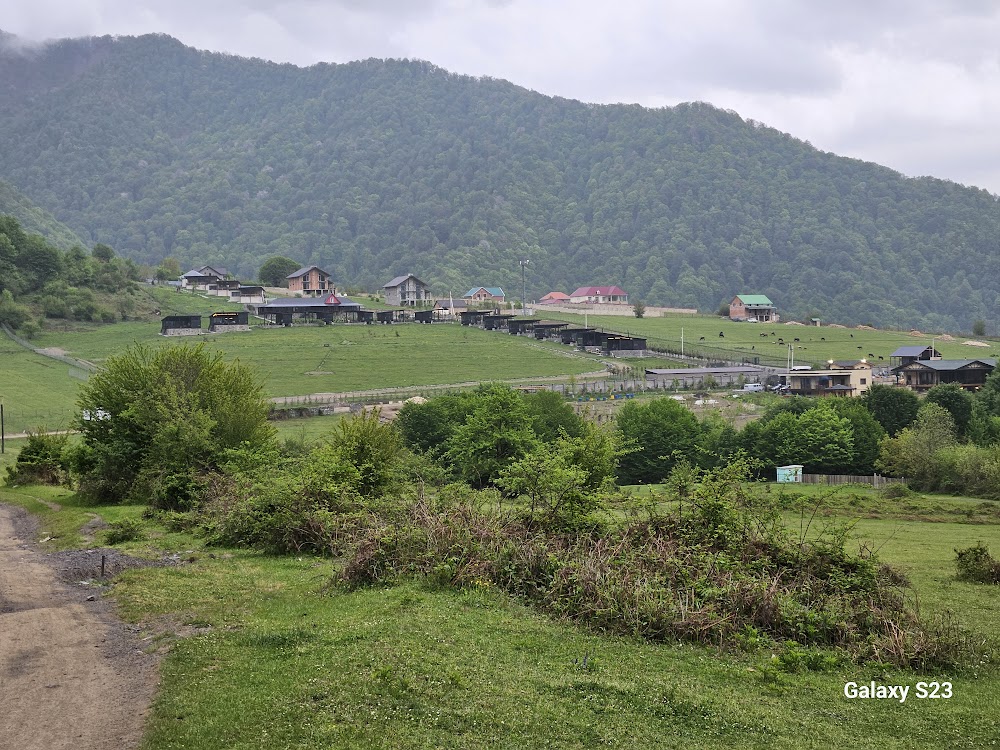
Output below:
[4,485,999,748]
[0,437,27,476]
[33,322,602,396]
[540,311,997,368]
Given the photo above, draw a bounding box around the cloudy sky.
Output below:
[5,0,1000,193]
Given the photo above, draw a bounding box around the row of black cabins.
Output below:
[161,306,647,355]
[458,310,646,354]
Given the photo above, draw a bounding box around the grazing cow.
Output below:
[719,332,725,338]
[878,356,884,360]
[857,345,863,350]
[777,338,784,344]
[868,353,874,358]
[760,332,768,338]
[820,337,825,341]
[794,338,800,342]
[770,332,776,336]
[850,333,854,338]
[699,336,705,341]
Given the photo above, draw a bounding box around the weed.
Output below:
[103,517,147,544]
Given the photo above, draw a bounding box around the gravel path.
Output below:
[0,504,159,750]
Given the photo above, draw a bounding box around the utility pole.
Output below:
[519,259,530,316]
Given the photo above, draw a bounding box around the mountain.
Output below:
[1,31,999,331]
[0,180,86,250]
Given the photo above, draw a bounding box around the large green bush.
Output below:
[70,342,275,507]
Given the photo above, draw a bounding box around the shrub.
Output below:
[4,431,68,486]
[955,543,1000,584]
[104,518,147,545]
[339,462,975,669]
[879,483,914,500]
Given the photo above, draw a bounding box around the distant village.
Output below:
[161,265,997,398]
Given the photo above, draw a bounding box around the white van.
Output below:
[740,383,765,392]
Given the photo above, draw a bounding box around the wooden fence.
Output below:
[800,473,906,488]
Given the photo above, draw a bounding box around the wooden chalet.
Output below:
[892,358,996,391]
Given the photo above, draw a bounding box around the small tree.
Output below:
[633,300,646,319]
[258,256,301,287]
[973,319,987,337]
[861,384,919,436]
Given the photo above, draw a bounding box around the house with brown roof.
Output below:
[286,266,333,296]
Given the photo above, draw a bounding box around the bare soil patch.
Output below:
[0,504,160,750]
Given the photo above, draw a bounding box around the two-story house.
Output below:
[286,266,333,296]
[384,274,432,306]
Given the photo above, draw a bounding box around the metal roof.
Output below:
[262,294,360,309]
[646,366,762,376]
[286,265,329,279]
[894,358,996,372]
[569,286,628,297]
[735,294,773,306]
[890,345,936,357]
[463,287,505,298]
[384,273,425,288]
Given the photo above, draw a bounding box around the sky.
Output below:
[4,0,1000,194]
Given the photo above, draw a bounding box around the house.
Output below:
[286,266,333,296]
[160,315,202,336]
[384,274,432,306]
[539,291,571,305]
[786,360,873,397]
[729,294,777,322]
[434,298,468,318]
[212,279,241,297]
[179,266,227,290]
[568,286,629,304]
[889,345,941,369]
[232,286,266,304]
[891,359,996,392]
[463,287,506,304]
[256,293,363,326]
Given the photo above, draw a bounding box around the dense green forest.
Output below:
[2,32,1000,330]
[0,180,85,250]
[0,215,141,332]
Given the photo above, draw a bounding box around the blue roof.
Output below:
[464,287,505,298]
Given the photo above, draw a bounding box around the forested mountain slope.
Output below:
[0,180,85,250]
[2,32,999,330]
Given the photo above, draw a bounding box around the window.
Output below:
[860,378,867,385]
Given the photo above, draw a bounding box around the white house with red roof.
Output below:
[568,286,629,304]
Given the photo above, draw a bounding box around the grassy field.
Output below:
[2,483,998,749]
[0,344,85,433]
[31,321,602,397]
[540,311,998,369]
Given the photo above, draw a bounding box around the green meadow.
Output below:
[0,345,85,433]
[2,479,998,750]
[31,323,600,397]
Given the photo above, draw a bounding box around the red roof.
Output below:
[540,291,570,301]
[569,286,627,297]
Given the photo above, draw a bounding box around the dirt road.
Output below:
[0,504,157,750]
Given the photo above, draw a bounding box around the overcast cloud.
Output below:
[4,0,1000,193]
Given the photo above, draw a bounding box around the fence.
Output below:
[801,473,906,488]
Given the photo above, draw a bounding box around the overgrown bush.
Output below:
[955,543,1000,584]
[338,461,977,669]
[4,430,68,485]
